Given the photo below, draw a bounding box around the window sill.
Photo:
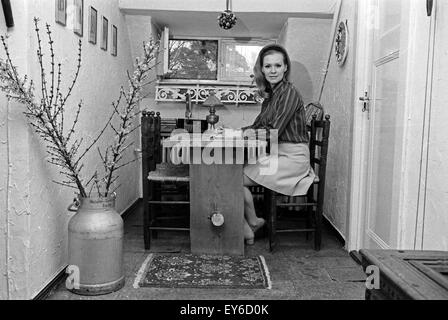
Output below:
[155,80,260,106]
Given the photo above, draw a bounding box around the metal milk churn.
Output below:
[67,194,125,295]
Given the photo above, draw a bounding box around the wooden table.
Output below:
[359,249,448,300]
[163,131,266,256]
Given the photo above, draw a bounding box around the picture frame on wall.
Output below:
[111,25,117,56]
[88,6,97,44]
[73,0,84,36]
[101,16,108,51]
[55,0,67,26]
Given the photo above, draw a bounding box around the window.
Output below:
[166,39,218,80]
[220,40,265,82]
[163,36,270,83]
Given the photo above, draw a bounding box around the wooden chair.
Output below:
[305,102,324,127]
[141,110,191,250]
[265,114,331,251]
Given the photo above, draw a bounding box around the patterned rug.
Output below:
[133,253,271,289]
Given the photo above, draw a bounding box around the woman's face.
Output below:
[262,52,287,87]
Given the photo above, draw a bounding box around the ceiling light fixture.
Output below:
[218,0,237,30]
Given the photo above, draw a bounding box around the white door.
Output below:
[363,0,405,249]
[349,0,433,250]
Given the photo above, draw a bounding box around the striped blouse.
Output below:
[246,79,308,144]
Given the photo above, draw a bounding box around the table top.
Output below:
[162,129,267,149]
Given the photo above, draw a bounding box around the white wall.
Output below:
[0,6,11,299]
[421,0,448,250]
[119,0,336,13]
[0,0,136,299]
[279,18,332,105]
[319,0,357,239]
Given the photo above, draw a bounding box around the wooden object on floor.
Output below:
[141,111,191,250]
[266,114,331,252]
[359,249,448,300]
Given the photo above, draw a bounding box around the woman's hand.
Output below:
[242,128,258,139]
[216,125,225,135]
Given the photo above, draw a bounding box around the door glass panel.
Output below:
[380,0,401,32]
[377,0,401,58]
[368,57,400,245]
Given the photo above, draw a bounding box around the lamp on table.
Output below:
[202,90,223,131]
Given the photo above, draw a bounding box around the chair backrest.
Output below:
[141,110,161,175]
[309,114,331,202]
[141,112,209,167]
[305,102,324,129]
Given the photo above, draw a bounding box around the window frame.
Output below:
[219,39,270,83]
[161,36,272,84]
[166,38,220,81]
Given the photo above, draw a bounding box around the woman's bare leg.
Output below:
[243,218,254,242]
[243,175,262,226]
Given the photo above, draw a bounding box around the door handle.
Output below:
[359,92,370,112]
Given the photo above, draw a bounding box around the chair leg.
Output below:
[305,208,311,241]
[266,190,277,252]
[314,206,322,251]
[143,199,151,250]
[151,182,159,239]
[306,186,314,241]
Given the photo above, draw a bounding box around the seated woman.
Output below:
[241,44,315,245]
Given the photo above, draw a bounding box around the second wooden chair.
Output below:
[141,111,190,250]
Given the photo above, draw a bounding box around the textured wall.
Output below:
[1,0,136,299]
[318,0,357,239]
[0,0,32,300]
[422,0,448,250]
[0,10,9,298]
[0,92,7,300]
[279,18,332,105]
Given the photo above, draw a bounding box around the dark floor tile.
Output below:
[306,256,360,268]
[325,266,367,282]
[291,281,366,300]
[123,251,146,274]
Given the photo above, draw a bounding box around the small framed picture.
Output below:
[101,16,108,51]
[73,0,84,36]
[55,0,67,26]
[111,25,117,56]
[88,6,97,44]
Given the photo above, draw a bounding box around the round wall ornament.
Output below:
[335,20,349,66]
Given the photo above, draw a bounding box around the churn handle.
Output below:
[67,198,80,212]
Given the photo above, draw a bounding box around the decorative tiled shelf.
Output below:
[155,81,261,106]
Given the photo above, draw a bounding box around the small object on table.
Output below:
[202,90,223,131]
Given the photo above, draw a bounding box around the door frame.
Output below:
[347,0,373,251]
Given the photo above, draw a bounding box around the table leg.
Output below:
[189,163,244,255]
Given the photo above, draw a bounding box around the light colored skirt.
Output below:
[244,142,315,196]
